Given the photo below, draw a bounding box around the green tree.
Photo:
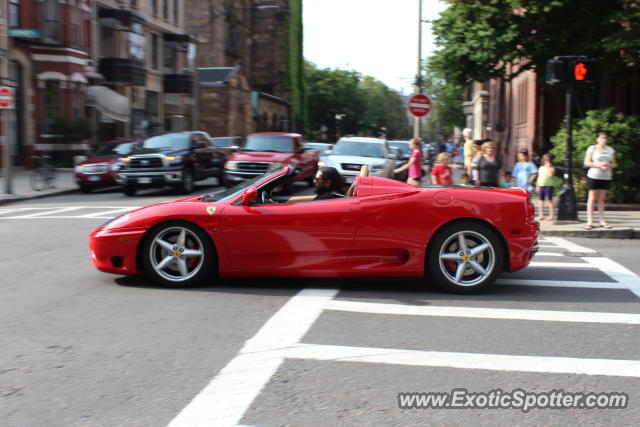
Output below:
[305,62,366,140]
[360,76,410,139]
[421,57,466,141]
[431,0,640,87]
[550,109,640,203]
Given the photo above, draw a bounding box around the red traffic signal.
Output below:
[571,60,598,84]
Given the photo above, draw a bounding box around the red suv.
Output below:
[75,139,138,193]
[224,132,319,192]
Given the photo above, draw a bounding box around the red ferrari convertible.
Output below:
[89,166,539,293]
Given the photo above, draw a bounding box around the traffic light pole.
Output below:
[557,83,578,220]
[413,0,423,139]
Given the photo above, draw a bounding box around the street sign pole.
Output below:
[414,0,423,139]
[557,83,578,220]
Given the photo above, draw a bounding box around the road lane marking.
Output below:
[167,287,340,427]
[533,252,563,257]
[325,300,640,324]
[583,256,640,299]
[543,237,598,253]
[75,207,135,218]
[5,206,86,218]
[529,261,593,268]
[286,344,640,378]
[495,278,625,289]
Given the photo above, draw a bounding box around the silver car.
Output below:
[318,137,396,184]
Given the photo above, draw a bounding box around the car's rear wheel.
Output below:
[143,221,214,287]
[427,222,503,293]
[178,169,194,194]
[123,186,137,196]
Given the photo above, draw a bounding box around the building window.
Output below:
[43,0,60,43]
[151,34,159,70]
[9,0,20,28]
[44,81,61,133]
[152,0,158,16]
[99,26,116,58]
[146,91,160,132]
[173,0,179,24]
[130,0,137,7]
[163,41,177,73]
[163,0,169,19]
[73,84,82,118]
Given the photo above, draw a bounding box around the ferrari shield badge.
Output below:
[206,206,217,215]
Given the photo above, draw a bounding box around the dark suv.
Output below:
[116,131,227,196]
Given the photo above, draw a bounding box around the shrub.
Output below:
[550,109,640,203]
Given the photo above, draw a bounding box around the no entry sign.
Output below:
[408,93,431,117]
[0,86,16,110]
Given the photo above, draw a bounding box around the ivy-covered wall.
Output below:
[284,0,307,134]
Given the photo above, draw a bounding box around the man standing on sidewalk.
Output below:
[512,148,538,194]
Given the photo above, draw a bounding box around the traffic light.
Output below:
[571,59,598,85]
[545,57,598,86]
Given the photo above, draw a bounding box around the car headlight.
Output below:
[225,161,239,170]
[165,155,183,164]
[74,165,83,173]
[120,157,131,163]
[269,162,286,171]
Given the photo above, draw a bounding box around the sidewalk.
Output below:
[0,168,78,206]
[2,166,639,238]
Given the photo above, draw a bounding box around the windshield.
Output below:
[201,169,284,202]
[332,141,385,158]
[95,142,136,156]
[388,141,410,157]
[243,135,293,153]
[142,133,191,150]
[305,143,331,154]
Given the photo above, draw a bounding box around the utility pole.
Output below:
[413,0,422,139]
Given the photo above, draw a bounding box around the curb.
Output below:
[541,228,639,239]
[0,188,79,206]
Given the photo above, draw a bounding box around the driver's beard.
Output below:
[315,185,330,195]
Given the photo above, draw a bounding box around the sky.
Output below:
[303,0,450,95]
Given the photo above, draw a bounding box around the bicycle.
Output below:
[30,153,56,191]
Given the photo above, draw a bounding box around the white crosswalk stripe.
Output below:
[0,206,139,219]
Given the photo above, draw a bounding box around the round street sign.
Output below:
[408,93,431,117]
[0,86,16,110]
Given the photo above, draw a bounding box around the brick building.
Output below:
[184,0,295,138]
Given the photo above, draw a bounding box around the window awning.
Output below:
[87,85,130,122]
[197,67,238,87]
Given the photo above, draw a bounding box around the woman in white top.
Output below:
[583,131,617,230]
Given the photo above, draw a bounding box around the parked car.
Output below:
[74,139,139,193]
[89,165,539,293]
[224,132,319,193]
[116,131,227,196]
[318,136,396,184]
[387,140,411,161]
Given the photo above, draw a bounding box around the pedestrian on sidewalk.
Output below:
[431,152,453,185]
[460,172,472,186]
[469,140,483,184]
[511,148,538,193]
[475,140,503,187]
[499,171,516,188]
[394,137,423,186]
[462,128,474,173]
[583,131,617,230]
[535,153,556,221]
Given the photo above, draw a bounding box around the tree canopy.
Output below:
[431,0,640,86]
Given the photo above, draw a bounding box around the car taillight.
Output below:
[528,199,535,222]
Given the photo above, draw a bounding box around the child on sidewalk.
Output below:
[535,153,557,221]
[431,152,453,185]
[500,171,516,188]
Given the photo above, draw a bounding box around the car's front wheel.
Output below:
[427,222,504,293]
[143,221,214,287]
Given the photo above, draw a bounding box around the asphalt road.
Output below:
[1,182,639,426]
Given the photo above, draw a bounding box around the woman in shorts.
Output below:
[583,131,617,230]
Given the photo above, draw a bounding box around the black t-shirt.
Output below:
[314,191,345,200]
[478,155,502,184]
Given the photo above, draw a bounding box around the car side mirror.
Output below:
[242,185,258,205]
